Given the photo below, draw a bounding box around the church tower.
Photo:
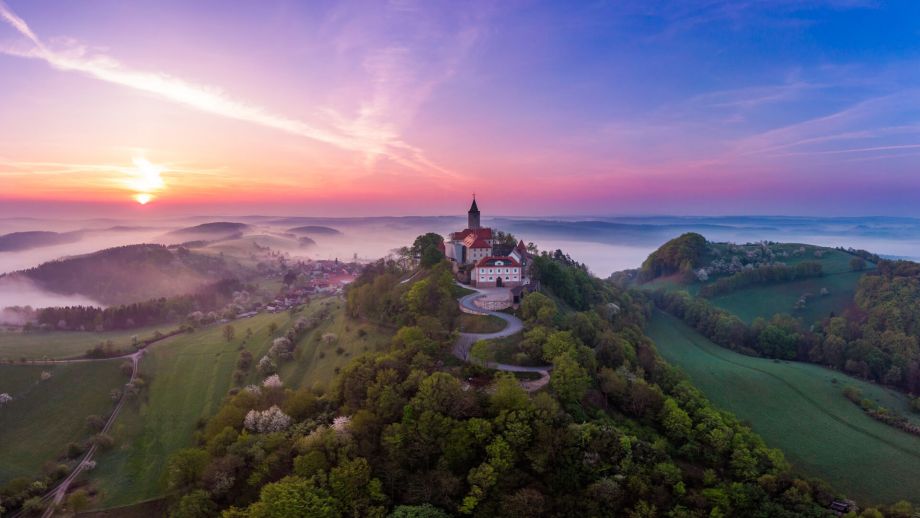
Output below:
[468,196,481,230]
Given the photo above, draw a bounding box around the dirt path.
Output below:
[452,286,551,391]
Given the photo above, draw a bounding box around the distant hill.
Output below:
[0,231,82,252]
[9,244,240,306]
[287,225,342,236]
[638,232,707,282]
[166,222,249,241]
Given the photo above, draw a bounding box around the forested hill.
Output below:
[11,244,241,306]
[638,232,708,282]
[0,230,82,252]
[159,244,891,517]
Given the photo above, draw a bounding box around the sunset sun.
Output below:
[126,157,165,205]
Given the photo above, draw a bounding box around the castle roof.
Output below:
[476,256,521,268]
[464,234,491,249]
[451,227,493,242]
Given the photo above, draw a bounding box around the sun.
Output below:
[125,157,166,205]
[134,193,153,205]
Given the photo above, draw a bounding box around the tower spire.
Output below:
[468,195,481,229]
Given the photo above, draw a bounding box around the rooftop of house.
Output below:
[476,256,521,268]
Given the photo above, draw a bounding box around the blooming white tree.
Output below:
[40,371,52,381]
[243,405,291,433]
[0,393,12,405]
[332,415,351,436]
[262,374,283,388]
[244,384,262,395]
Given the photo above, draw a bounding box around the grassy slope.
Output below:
[647,310,920,504]
[708,270,865,324]
[281,300,391,391]
[90,297,388,507]
[0,324,178,361]
[89,312,288,506]
[0,362,125,484]
[458,314,508,334]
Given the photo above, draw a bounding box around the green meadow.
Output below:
[647,310,920,504]
[0,362,126,484]
[90,297,390,507]
[708,270,865,324]
[0,324,178,361]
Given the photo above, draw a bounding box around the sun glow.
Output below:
[125,157,166,205]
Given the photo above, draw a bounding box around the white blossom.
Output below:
[0,393,12,405]
[332,415,351,435]
[243,405,291,433]
[40,371,52,381]
[262,374,283,388]
[244,384,262,395]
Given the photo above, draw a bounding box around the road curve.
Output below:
[452,286,551,390]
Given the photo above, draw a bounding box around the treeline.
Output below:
[347,259,459,332]
[699,262,823,298]
[638,232,707,282]
[34,279,244,331]
[155,245,894,518]
[531,250,627,312]
[843,387,920,438]
[654,258,920,394]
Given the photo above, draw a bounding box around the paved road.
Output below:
[452,286,551,390]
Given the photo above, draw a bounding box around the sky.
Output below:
[1,0,919,217]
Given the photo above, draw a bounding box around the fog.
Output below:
[0,276,100,323]
[2,214,920,311]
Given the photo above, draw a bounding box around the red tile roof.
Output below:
[452,227,493,242]
[475,256,521,268]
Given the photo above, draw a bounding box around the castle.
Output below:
[444,198,530,288]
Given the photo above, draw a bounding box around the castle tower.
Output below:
[468,196,480,230]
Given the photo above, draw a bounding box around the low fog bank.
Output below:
[0,276,100,323]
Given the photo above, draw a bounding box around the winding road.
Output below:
[451,286,551,391]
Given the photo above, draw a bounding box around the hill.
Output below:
[638,232,707,282]
[287,225,342,236]
[11,244,241,306]
[648,310,920,504]
[165,222,249,242]
[0,231,82,252]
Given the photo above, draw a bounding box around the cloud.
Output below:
[0,1,456,178]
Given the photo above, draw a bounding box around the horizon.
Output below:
[2,0,920,217]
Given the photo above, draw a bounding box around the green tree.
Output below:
[223,324,236,342]
[246,477,341,518]
[520,292,557,326]
[550,352,590,407]
[165,448,210,495]
[388,504,451,518]
[172,490,216,518]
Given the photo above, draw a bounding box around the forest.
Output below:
[155,243,906,517]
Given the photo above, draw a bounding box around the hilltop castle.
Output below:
[445,198,530,288]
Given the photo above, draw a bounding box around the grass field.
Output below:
[89,311,289,506]
[708,270,865,324]
[89,297,391,507]
[647,310,920,504]
[0,361,126,484]
[280,299,391,390]
[458,314,508,334]
[0,324,178,361]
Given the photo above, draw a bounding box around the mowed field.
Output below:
[0,324,177,361]
[647,310,920,504]
[90,297,390,507]
[708,270,865,324]
[0,362,126,484]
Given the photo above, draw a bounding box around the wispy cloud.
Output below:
[0,0,455,178]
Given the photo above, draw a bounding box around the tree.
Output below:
[389,504,451,518]
[660,397,692,440]
[850,257,867,271]
[245,476,341,518]
[165,448,210,495]
[412,233,445,267]
[268,322,278,336]
[550,352,590,407]
[223,324,236,342]
[66,489,90,514]
[521,292,557,326]
[172,490,216,518]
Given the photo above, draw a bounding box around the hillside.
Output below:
[165,222,249,242]
[12,244,242,306]
[0,231,82,252]
[287,225,342,236]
